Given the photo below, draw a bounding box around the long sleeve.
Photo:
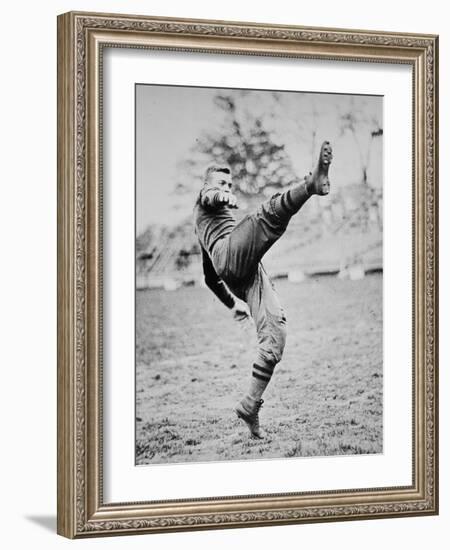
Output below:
[199,187,222,210]
[201,247,235,309]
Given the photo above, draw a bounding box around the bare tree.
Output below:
[338,97,383,187]
[174,91,297,197]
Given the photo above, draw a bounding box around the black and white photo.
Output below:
[135,84,383,465]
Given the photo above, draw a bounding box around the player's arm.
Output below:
[199,187,238,209]
[201,248,251,323]
[201,247,235,308]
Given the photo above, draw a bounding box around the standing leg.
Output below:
[235,266,287,439]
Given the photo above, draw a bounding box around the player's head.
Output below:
[203,165,233,193]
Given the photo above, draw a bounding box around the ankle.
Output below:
[242,393,263,411]
[244,393,259,405]
[305,175,316,196]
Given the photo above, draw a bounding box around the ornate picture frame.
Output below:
[57,11,438,538]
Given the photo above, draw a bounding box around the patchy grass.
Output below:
[136,274,383,465]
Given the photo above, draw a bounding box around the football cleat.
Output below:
[235,396,265,439]
[306,141,333,196]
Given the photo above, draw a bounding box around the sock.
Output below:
[247,363,275,401]
[272,180,311,219]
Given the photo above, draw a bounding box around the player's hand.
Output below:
[217,191,238,209]
[232,301,251,325]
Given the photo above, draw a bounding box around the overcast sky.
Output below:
[136,84,382,233]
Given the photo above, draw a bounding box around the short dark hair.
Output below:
[204,165,231,185]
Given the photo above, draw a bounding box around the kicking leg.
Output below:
[214,141,333,291]
[270,140,333,223]
[235,266,287,439]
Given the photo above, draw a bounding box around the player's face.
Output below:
[208,171,233,194]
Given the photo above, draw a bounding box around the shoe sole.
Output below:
[312,141,332,195]
[319,141,333,170]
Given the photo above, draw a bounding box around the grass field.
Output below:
[136,273,383,465]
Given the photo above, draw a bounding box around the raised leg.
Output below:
[212,141,333,291]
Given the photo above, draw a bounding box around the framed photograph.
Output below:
[57,11,439,538]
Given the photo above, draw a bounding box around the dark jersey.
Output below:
[194,188,237,309]
[193,188,236,254]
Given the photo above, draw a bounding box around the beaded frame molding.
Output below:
[57,11,438,538]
